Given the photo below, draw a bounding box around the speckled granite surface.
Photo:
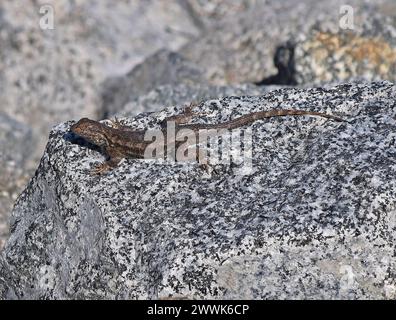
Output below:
[0,0,201,247]
[118,83,282,118]
[290,15,396,85]
[2,0,396,252]
[181,0,396,85]
[1,81,396,299]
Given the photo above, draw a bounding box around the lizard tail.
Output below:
[178,109,345,131]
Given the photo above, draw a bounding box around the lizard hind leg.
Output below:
[108,116,123,129]
[163,101,206,126]
[108,117,138,132]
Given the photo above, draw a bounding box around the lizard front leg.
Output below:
[91,147,127,175]
[90,157,123,175]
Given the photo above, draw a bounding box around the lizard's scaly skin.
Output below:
[177,109,343,131]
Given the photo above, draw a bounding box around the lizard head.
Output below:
[70,118,109,147]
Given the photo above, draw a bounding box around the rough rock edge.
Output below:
[1,81,396,299]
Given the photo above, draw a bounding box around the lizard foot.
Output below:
[163,101,206,126]
[108,117,137,132]
[90,162,112,175]
[90,157,122,175]
[108,116,123,129]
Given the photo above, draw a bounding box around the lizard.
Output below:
[70,104,344,175]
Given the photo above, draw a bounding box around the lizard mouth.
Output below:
[71,127,108,148]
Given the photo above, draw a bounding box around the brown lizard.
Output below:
[70,104,344,175]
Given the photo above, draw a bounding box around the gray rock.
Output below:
[0,0,201,249]
[288,15,396,86]
[181,0,396,85]
[118,83,283,118]
[100,50,206,117]
[181,0,257,30]
[0,113,35,250]
[1,81,396,299]
[0,0,199,165]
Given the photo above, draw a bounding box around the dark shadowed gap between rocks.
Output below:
[255,42,297,86]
